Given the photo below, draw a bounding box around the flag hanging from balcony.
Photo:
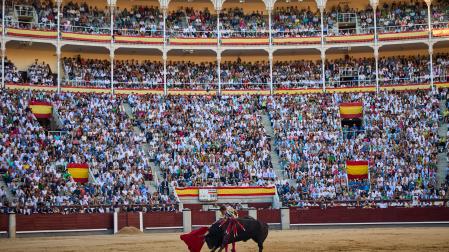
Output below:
[346,161,369,180]
[29,101,52,119]
[339,102,363,119]
[67,163,89,183]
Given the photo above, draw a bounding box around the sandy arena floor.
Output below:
[1,227,449,252]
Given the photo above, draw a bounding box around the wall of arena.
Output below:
[2,208,449,237]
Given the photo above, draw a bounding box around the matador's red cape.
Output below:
[180,226,208,252]
[180,218,245,252]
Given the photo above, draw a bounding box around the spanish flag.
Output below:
[67,163,89,183]
[339,102,363,119]
[29,101,52,119]
[346,161,369,180]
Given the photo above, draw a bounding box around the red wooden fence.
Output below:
[143,212,183,228]
[118,212,140,230]
[289,207,449,224]
[15,213,113,231]
[0,214,7,232]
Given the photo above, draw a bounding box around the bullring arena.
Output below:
[2,228,449,252]
[2,0,449,250]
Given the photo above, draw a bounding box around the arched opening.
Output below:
[5,41,56,86]
[115,0,162,37]
[114,48,163,90]
[379,43,429,86]
[61,44,110,87]
[433,41,449,84]
[166,0,217,38]
[325,46,375,88]
[273,48,321,89]
[272,0,320,39]
[221,0,268,38]
[167,49,217,91]
[221,49,269,90]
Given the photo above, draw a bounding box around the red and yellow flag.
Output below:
[346,161,369,180]
[339,102,363,119]
[29,101,52,118]
[67,163,89,183]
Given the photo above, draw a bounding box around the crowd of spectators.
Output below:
[272,90,445,207]
[115,60,163,89]
[325,56,375,87]
[325,5,374,35]
[63,56,110,87]
[167,61,217,90]
[378,1,428,32]
[0,91,177,214]
[167,7,217,38]
[1,57,23,84]
[221,59,270,89]
[378,55,430,85]
[0,88,448,213]
[115,6,162,37]
[273,7,321,38]
[27,60,53,86]
[61,1,110,34]
[56,54,449,89]
[273,60,321,88]
[129,95,276,187]
[220,8,268,38]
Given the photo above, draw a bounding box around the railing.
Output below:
[434,74,449,83]
[3,18,448,43]
[114,81,164,89]
[61,24,110,35]
[114,28,163,37]
[6,20,56,30]
[326,77,376,88]
[14,5,35,18]
[273,80,322,89]
[337,13,358,24]
[63,79,111,88]
[432,21,449,29]
[379,75,431,86]
[0,203,180,214]
[220,29,269,38]
[56,76,445,90]
[167,82,217,90]
[272,30,321,38]
[287,199,449,208]
[377,23,429,33]
[167,29,217,38]
[327,26,374,36]
[221,82,270,90]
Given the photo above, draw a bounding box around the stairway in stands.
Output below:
[261,112,285,181]
[0,175,14,204]
[261,111,287,208]
[122,102,159,194]
[437,98,449,188]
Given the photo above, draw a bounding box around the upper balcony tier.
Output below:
[2,0,449,47]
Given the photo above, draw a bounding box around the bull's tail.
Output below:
[259,222,269,243]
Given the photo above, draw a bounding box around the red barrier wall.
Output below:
[143,212,183,228]
[290,207,449,224]
[258,209,281,224]
[192,211,216,226]
[16,214,113,231]
[0,214,7,231]
[118,212,140,230]
[183,204,203,211]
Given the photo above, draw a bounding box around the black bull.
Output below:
[205,217,269,252]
